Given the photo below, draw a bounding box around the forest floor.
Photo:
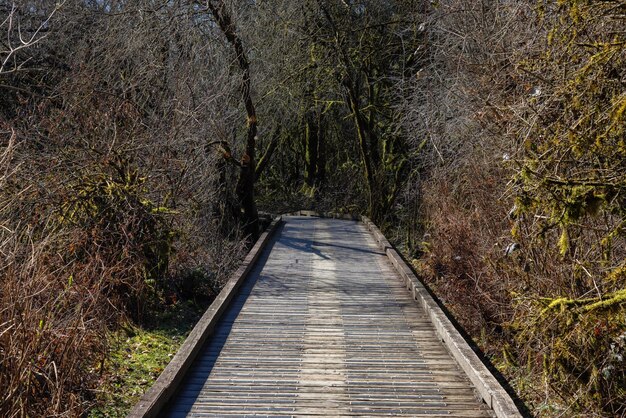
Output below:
[88,300,208,417]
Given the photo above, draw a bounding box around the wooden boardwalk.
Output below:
[162,216,496,417]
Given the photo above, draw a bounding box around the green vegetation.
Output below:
[58,157,175,319]
[89,301,205,417]
[403,1,625,416]
[90,329,180,418]
[510,2,626,414]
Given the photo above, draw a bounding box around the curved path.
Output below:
[164,216,495,417]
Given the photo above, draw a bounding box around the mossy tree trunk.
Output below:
[304,109,326,189]
[304,110,319,188]
[209,0,259,239]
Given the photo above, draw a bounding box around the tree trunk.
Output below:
[209,0,259,239]
[316,112,326,187]
[304,111,319,188]
[344,81,381,221]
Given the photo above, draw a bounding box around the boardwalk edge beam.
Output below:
[127,216,283,418]
[361,216,522,418]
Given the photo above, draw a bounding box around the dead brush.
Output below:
[0,230,111,417]
[419,158,515,343]
[0,141,173,415]
[508,209,626,414]
[503,1,626,414]
[0,2,254,415]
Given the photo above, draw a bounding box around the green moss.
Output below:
[584,289,626,313]
[88,300,205,417]
[541,290,626,315]
[558,228,569,256]
[89,329,181,418]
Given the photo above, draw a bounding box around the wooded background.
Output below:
[1,0,624,416]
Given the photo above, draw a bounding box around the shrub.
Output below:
[510,1,626,413]
[57,157,174,320]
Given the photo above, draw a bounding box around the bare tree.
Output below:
[207,0,260,238]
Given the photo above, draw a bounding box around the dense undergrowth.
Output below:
[391,1,626,416]
[0,2,247,416]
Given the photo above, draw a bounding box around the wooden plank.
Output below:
[156,217,500,417]
[362,216,522,418]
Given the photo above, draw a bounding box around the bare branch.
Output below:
[0,1,66,74]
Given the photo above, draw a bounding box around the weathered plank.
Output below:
[362,216,522,418]
[157,216,501,417]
